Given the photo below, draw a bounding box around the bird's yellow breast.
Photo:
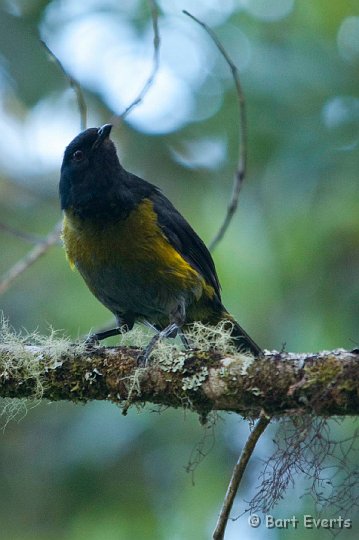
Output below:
[62,198,213,299]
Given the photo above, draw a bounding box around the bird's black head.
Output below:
[59,124,124,216]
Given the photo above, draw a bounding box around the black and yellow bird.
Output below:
[59,124,261,361]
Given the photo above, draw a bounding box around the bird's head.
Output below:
[59,124,122,214]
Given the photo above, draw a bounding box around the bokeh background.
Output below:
[0,1,358,538]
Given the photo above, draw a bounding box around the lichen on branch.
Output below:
[0,321,357,419]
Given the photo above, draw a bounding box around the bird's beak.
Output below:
[92,124,112,150]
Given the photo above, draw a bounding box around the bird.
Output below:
[59,124,261,362]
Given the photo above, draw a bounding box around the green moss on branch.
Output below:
[0,323,357,418]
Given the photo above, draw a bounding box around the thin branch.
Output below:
[183,11,247,252]
[111,0,161,124]
[40,40,87,130]
[3,35,88,296]
[212,412,271,540]
[0,221,62,295]
[0,222,53,245]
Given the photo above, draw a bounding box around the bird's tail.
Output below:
[220,310,262,356]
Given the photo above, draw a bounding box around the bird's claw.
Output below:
[84,333,100,348]
[136,353,147,367]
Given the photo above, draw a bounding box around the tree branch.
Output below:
[41,40,87,130]
[111,0,161,124]
[0,221,62,295]
[0,340,357,417]
[184,10,248,252]
[0,222,55,245]
[213,411,271,540]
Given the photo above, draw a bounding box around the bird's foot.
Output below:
[137,323,179,367]
[85,333,100,348]
[84,327,125,348]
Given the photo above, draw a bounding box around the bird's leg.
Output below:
[138,300,186,366]
[85,327,124,345]
[86,315,133,345]
[180,332,192,349]
[143,324,192,350]
[137,323,179,366]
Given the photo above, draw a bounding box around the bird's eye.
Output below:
[72,150,84,162]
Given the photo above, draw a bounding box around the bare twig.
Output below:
[1,40,86,297]
[0,40,86,296]
[0,222,52,245]
[111,0,161,124]
[183,11,247,252]
[0,221,62,295]
[40,40,87,130]
[212,412,271,540]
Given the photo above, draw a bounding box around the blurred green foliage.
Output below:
[0,1,358,539]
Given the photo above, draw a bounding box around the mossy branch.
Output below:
[0,331,357,417]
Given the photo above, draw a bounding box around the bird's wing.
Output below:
[151,190,221,300]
